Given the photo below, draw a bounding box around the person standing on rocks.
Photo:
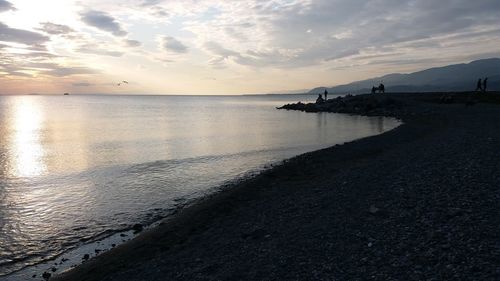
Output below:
[324,89,328,101]
[483,77,488,93]
[476,78,483,92]
[316,94,324,104]
[379,83,385,94]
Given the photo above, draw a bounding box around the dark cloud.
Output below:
[325,49,361,62]
[0,0,15,12]
[151,7,169,18]
[124,39,141,47]
[80,10,127,36]
[37,22,75,35]
[0,22,49,45]
[160,36,188,53]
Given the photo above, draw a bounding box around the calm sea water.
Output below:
[0,94,400,277]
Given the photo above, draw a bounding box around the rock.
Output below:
[82,254,90,261]
[32,274,36,278]
[132,224,144,233]
[111,243,116,247]
[369,205,380,215]
[120,233,128,237]
[51,267,57,272]
[42,271,51,280]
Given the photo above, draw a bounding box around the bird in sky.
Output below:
[117,81,129,86]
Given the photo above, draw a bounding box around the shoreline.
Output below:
[54,93,498,280]
[2,109,399,280]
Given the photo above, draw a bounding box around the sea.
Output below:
[0,94,400,279]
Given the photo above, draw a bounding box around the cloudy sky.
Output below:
[0,0,499,95]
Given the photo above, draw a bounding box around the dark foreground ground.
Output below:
[55,92,499,281]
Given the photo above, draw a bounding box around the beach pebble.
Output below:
[82,254,90,261]
[42,271,51,280]
[51,267,57,272]
[369,205,380,214]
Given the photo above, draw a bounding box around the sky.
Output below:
[0,0,499,95]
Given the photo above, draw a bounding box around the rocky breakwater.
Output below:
[277,94,406,117]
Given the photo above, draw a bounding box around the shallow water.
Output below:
[0,94,400,278]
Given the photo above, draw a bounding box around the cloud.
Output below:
[0,22,49,45]
[72,82,92,87]
[150,6,169,18]
[159,36,188,53]
[204,41,239,58]
[181,0,500,70]
[8,71,33,77]
[141,0,163,7]
[0,0,15,12]
[43,67,97,77]
[203,41,241,68]
[37,22,75,35]
[0,51,96,79]
[3,0,500,94]
[80,10,127,36]
[124,39,141,47]
[76,43,124,57]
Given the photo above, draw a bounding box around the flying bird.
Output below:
[117,81,129,86]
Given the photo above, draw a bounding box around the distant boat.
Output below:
[64,93,69,95]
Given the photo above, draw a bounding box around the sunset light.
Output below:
[1,0,499,95]
[1,1,499,280]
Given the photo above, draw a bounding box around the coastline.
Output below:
[54,93,499,280]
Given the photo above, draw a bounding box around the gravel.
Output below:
[55,93,500,281]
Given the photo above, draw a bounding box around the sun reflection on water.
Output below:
[9,97,46,178]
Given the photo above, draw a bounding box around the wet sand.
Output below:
[54,93,499,280]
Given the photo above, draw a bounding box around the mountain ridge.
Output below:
[308,58,500,94]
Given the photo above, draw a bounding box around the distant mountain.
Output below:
[309,58,500,94]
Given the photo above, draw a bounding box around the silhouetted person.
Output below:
[483,77,488,92]
[371,86,376,94]
[324,89,328,101]
[316,94,324,104]
[379,83,385,94]
[476,78,483,92]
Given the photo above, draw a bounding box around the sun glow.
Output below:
[9,97,46,177]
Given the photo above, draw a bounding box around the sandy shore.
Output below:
[54,93,499,280]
